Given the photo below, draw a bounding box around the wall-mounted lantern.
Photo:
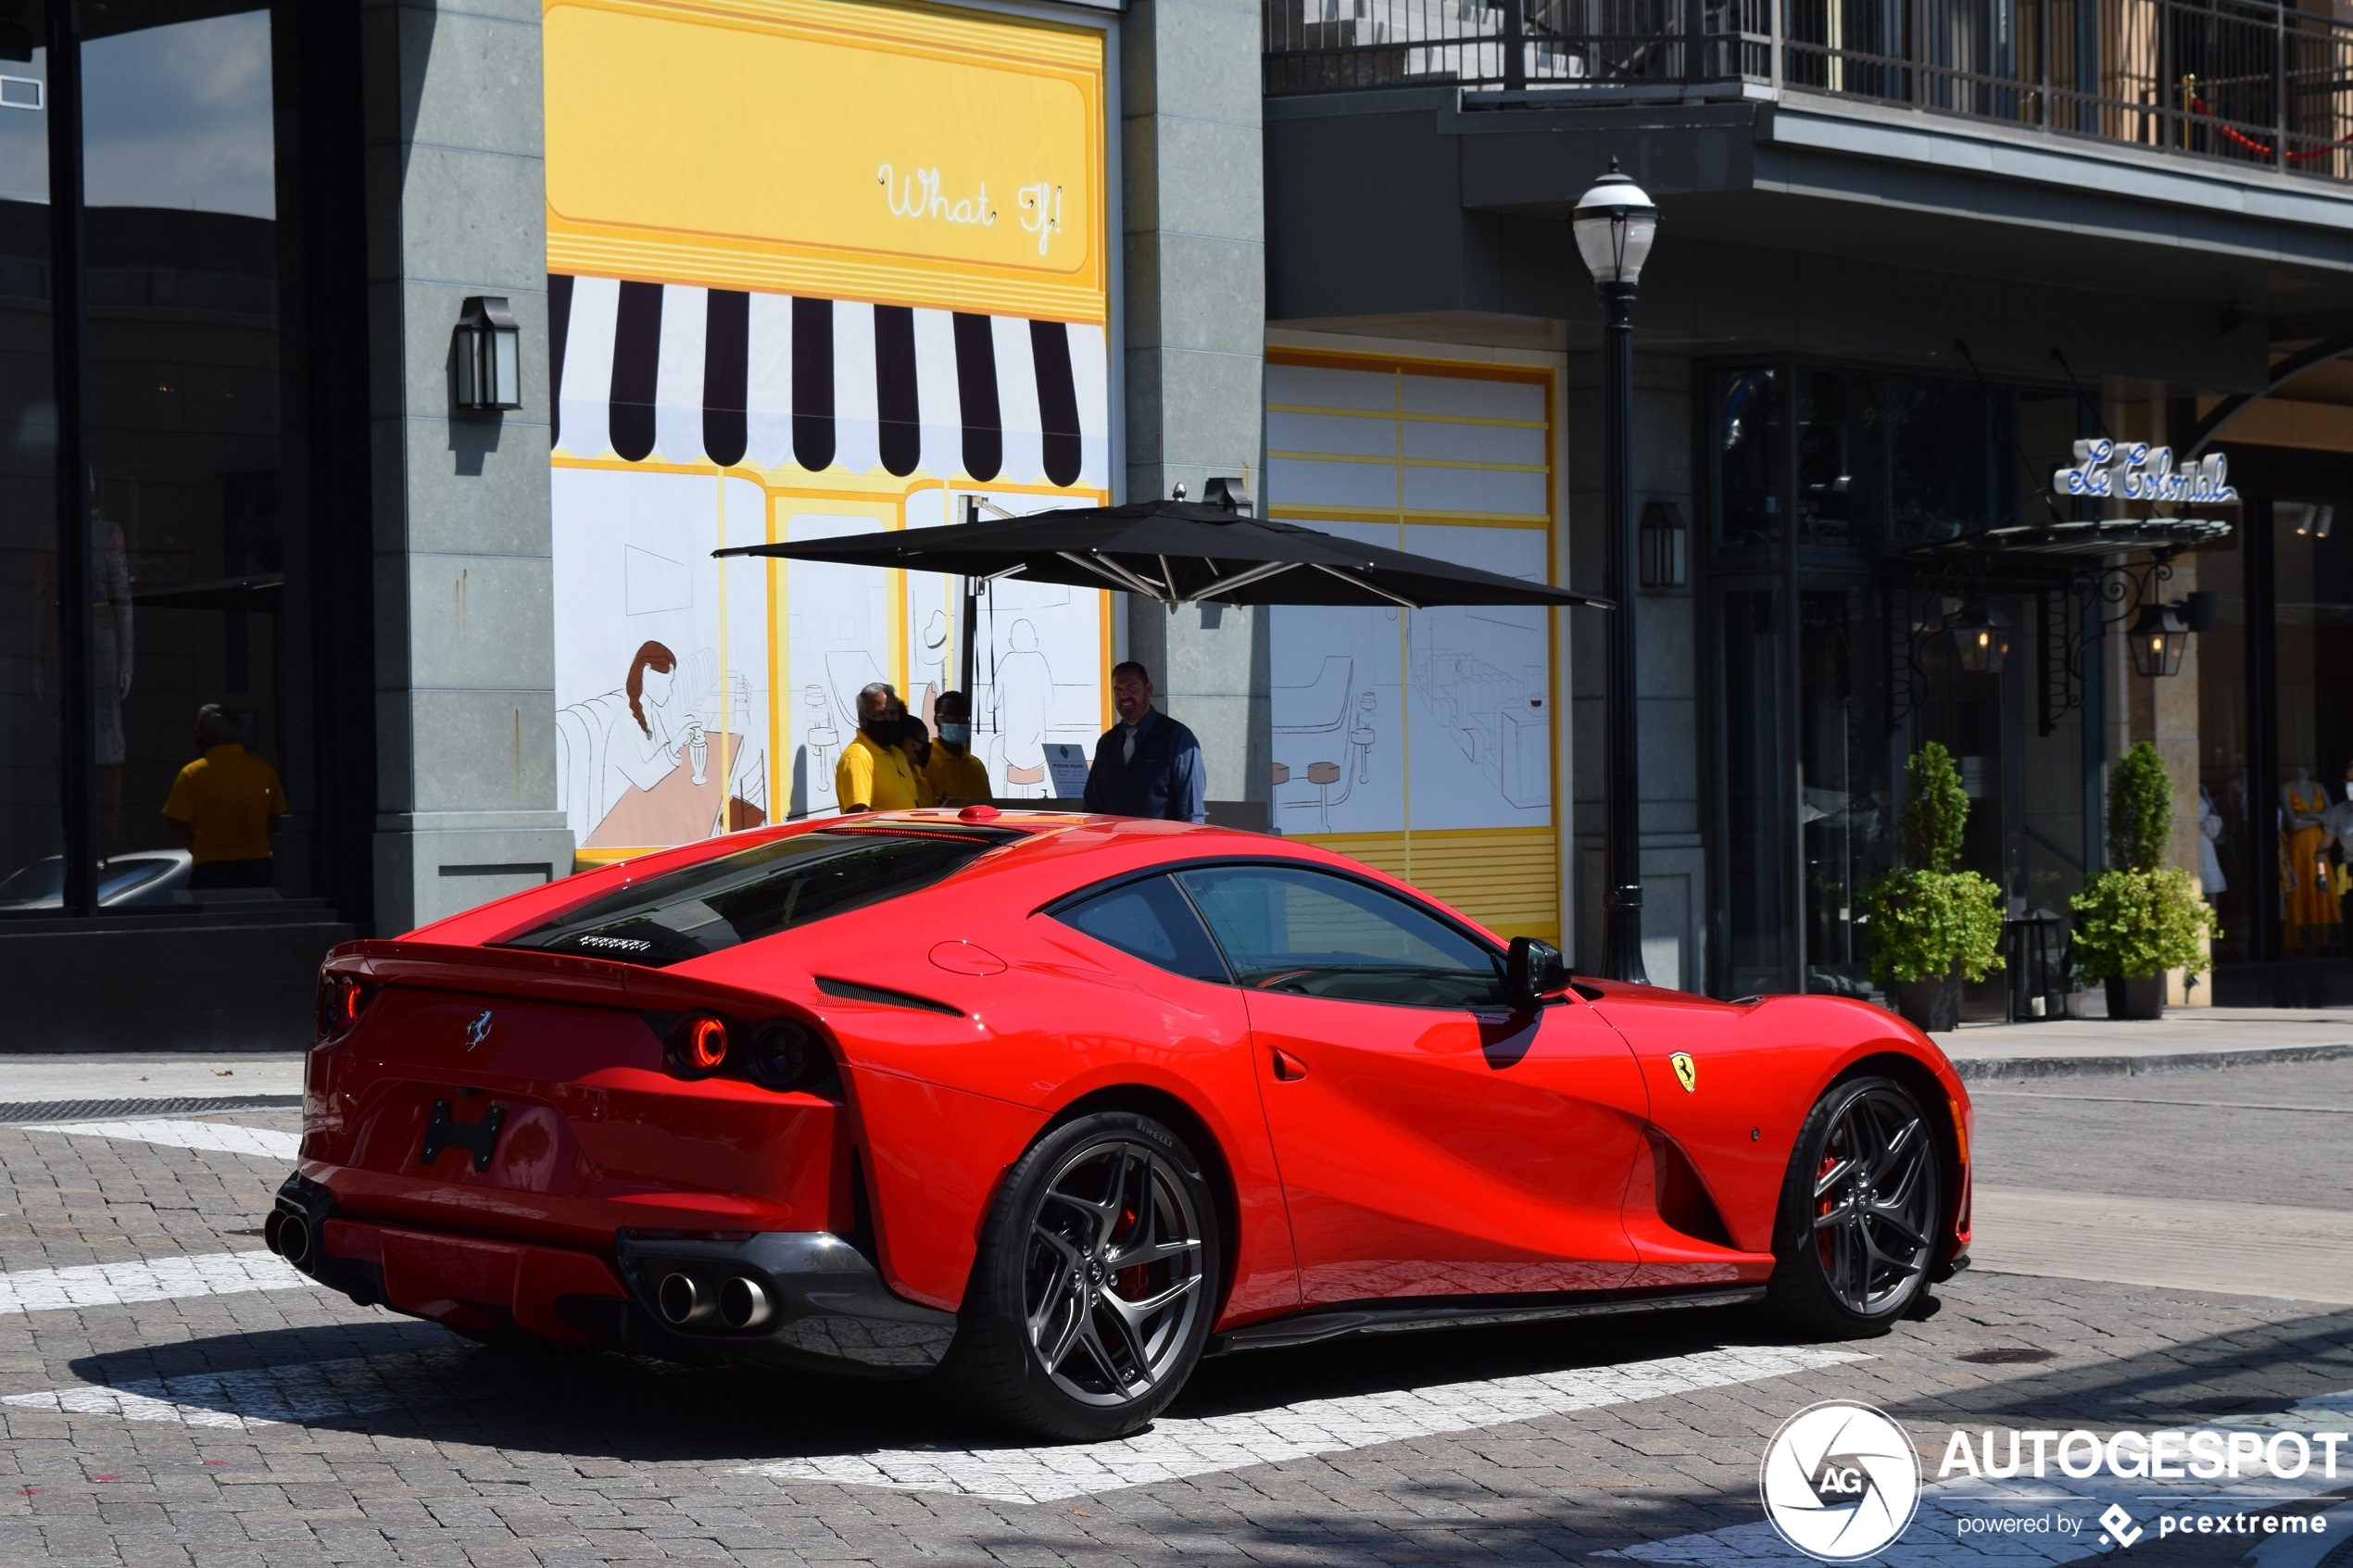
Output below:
[1639,500,1687,590]
[453,295,522,413]
[1947,599,2007,674]
[2129,601,2190,678]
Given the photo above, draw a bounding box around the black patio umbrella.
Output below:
[715,497,1608,614]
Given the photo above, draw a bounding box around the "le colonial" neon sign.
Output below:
[2054,440,2238,504]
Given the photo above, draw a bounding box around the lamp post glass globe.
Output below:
[1573,166,1659,287]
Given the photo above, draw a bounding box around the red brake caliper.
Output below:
[1816,1152,1841,1268]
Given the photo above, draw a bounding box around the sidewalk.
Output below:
[0,1053,302,1122]
[1934,1006,2353,1081]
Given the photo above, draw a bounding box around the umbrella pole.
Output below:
[958,495,979,699]
[961,580,978,699]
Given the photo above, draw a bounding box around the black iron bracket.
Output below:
[2038,555,2179,736]
[1886,547,2182,739]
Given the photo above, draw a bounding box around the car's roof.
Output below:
[408,810,1399,953]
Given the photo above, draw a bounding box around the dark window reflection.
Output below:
[1708,359,2091,1000]
[1798,585,1889,997]
[0,18,54,913]
[1712,369,1780,558]
[1718,583,1792,996]
[83,6,296,891]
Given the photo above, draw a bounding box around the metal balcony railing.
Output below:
[1264,0,2353,183]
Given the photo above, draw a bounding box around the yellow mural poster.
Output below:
[543,0,1112,860]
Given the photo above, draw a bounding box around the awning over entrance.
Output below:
[549,273,1110,489]
[1901,516,2233,566]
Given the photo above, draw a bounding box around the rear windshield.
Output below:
[497,830,994,967]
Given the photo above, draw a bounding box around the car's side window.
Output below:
[1173,864,1508,1010]
[1052,873,1232,985]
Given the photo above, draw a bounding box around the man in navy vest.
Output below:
[1082,660,1207,822]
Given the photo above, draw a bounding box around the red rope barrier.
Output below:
[2187,93,2353,161]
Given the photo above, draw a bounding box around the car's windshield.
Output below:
[497,829,999,967]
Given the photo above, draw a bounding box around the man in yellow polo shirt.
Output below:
[834,682,921,812]
[162,705,287,889]
[925,689,991,806]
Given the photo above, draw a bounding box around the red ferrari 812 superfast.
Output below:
[272,809,1972,1440]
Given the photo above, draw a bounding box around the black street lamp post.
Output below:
[1574,162,1658,985]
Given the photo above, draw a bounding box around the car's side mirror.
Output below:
[1504,935,1569,1006]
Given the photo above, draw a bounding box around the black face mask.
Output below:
[862,717,906,747]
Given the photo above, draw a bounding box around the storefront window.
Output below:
[82,5,299,891]
[0,2,319,917]
[1795,369,2070,558]
[1797,584,1891,996]
[1711,368,1780,562]
[1707,358,2091,1003]
[2273,506,2353,960]
[0,16,57,913]
[1718,582,1793,996]
[2196,531,2252,965]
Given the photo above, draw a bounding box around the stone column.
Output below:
[2106,391,2209,1004]
[1120,0,1268,809]
[363,0,573,933]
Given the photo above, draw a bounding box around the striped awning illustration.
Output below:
[551,273,1109,490]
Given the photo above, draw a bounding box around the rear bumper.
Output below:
[270,1174,957,1377]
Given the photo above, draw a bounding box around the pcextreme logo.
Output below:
[1759,1400,1923,1562]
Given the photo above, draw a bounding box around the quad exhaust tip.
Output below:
[658,1272,773,1330]
[719,1275,773,1330]
[266,1212,309,1268]
[657,1273,715,1326]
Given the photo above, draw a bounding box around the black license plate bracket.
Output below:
[420,1098,506,1173]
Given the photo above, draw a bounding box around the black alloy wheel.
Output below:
[1768,1074,1942,1335]
[948,1110,1218,1440]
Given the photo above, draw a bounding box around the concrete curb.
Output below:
[1951,1042,2353,1083]
[0,1094,302,1123]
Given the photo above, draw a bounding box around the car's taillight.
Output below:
[315,972,369,1043]
[745,1020,824,1092]
[669,1014,729,1077]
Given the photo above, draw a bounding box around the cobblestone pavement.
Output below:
[0,1098,2346,1566]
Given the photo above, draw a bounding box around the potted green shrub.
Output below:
[1860,742,2006,1032]
[2070,741,2217,1021]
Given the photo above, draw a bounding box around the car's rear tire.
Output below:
[946,1110,1220,1441]
[1767,1073,1942,1337]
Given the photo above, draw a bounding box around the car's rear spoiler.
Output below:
[322,938,817,1024]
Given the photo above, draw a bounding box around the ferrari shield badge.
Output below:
[1670,1051,1698,1093]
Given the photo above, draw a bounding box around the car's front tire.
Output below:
[1768,1073,1943,1336]
[947,1110,1220,1441]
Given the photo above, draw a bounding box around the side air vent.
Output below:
[1645,1129,1734,1248]
[813,977,963,1017]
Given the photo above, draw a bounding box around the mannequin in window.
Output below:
[2282,764,2338,948]
[2196,784,2227,899]
[2334,757,2353,859]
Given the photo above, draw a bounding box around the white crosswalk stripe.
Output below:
[1,1348,471,1431]
[26,1118,300,1160]
[0,1250,311,1315]
[743,1343,1870,1504]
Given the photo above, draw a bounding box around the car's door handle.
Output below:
[1269,1047,1308,1082]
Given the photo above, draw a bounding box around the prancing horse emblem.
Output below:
[1670,1051,1697,1093]
[463,1010,494,1051]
